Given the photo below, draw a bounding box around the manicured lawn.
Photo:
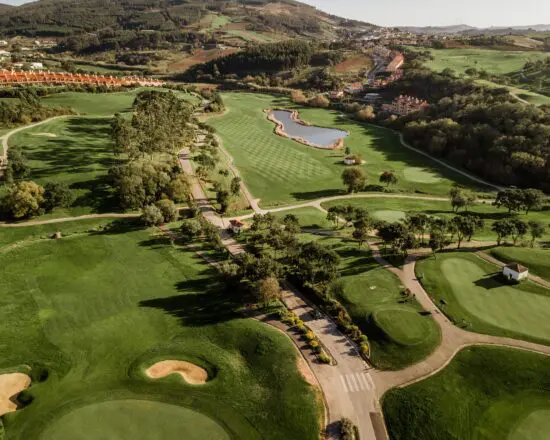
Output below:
[317,237,440,370]
[0,220,321,440]
[423,48,548,75]
[416,252,550,345]
[383,346,550,440]
[489,247,550,281]
[208,93,490,208]
[321,197,550,242]
[6,116,120,216]
[272,207,332,229]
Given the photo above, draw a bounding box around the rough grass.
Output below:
[416,252,550,345]
[0,219,321,440]
[489,247,550,281]
[476,79,550,106]
[383,346,550,440]
[321,198,550,242]
[208,93,490,208]
[315,236,440,370]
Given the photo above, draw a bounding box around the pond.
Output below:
[271,110,348,149]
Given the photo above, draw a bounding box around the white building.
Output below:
[29,62,44,70]
[229,219,244,234]
[503,263,529,282]
[0,41,8,47]
[344,156,357,165]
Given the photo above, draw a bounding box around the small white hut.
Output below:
[503,263,529,282]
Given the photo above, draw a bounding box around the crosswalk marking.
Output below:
[339,372,376,394]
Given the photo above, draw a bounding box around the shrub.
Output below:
[340,418,356,440]
[308,94,330,108]
[304,330,315,341]
[141,204,164,226]
[155,199,178,223]
[2,181,45,219]
[296,324,307,334]
[309,340,321,353]
[319,351,331,364]
[43,182,74,212]
[180,219,202,241]
[360,343,370,357]
[291,89,307,105]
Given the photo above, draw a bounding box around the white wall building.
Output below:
[503,263,529,281]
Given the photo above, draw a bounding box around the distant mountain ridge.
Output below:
[399,24,550,35]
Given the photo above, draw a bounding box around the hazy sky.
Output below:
[299,0,549,27]
[2,0,549,28]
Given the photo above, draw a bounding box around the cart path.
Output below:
[369,248,550,398]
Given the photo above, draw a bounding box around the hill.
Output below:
[400,23,550,36]
[0,3,13,11]
[0,0,365,40]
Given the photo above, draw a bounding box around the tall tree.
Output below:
[528,220,546,248]
[342,168,366,194]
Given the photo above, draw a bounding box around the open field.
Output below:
[0,219,321,440]
[7,116,120,216]
[272,207,333,229]
[383,346,550,440]
[489,247,550,281]
[321,198,550,243]
[416,252,550,345]
[40,88,199,115]
[423,48,549,75]
[208,93,492,208]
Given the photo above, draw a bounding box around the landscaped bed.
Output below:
[0,219,322,440]
[383,346,550,440]
[416,252,550,345]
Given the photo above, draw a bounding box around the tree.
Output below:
[379,171,398,187]
[242,255,283,282]
[230,177,241,196]
[4,147,30,183]
[294,241,340,284]
[449,187,475,212]
[43,182,74,212]
[308,94,330,108]
[522,189,545,214]
[216,190,230,213]
[492,219,514,245]
[180,219,202,241]
[451,214,483,248]
[167,174,190,203]
[155,199,178,223]
[2,181,44,219]
[352,225,369,248]
[141,204,164,226]
[111,113,134,157]
[342,167,366,193]
[509,218,528,245]
[283,214,301,234]
[254,277,281,304]
[290,89,307,105]
[406,212,430,243]
[326,208,338,228]
[528,220,546,248]
[493,189,524,214]
[429,230,447,258]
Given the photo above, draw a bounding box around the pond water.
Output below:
[271,110,348,149]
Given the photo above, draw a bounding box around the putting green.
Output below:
[441,258,550,341]
[403,167,442,183]
[373,210,406,223]
[41,399,230,440]
[373,307,431,346]
[510,410,550,440]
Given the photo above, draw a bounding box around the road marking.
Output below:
[340,373,376,393]
[339,375,349,393]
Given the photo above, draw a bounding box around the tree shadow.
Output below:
[291,188,347,201]
[89,218,143,235]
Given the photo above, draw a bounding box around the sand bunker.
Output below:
[31,132,57,138]
[146,360,208,385]
[0,372,31,416]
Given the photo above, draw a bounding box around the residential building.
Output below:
[382,95,429,116]
[28,62,44,70]
[329,90,344,99]
[229,219,245,234]
[503,263,529,281]
[0,40,8,47]
[344,82,364,95]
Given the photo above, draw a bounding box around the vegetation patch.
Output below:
[489,247,550,281]
[383,346,550,440]
[416,252,550,345]
[403,167,442,184]
[372,210,406,223]
[372,307,431,346]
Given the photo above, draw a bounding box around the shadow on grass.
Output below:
[474,273,508,290]
[291,188,346,201]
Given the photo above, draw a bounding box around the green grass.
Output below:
[208,93,492,208]
[0,220,321,440]
[476,79,550,106]
[416,252,550,345]
[272,207,332,229]
[489,247,550,281]
[383,346,550,440]
[6,116,120,216]
[224,30,281,43]
[423,48,549,75]
[315,236,440,370]
[321,198,550,242]
[41,399,230,440]
[201,14,230,31]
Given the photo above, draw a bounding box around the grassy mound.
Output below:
[372,307,431,346]
[0,220,321,440]
[417,252,550,345]
[403,167,441,183]
[208,93,486,207]
[383,346,550,440]
[40,399,230,440]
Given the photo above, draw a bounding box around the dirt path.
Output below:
[369,248,550,397]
